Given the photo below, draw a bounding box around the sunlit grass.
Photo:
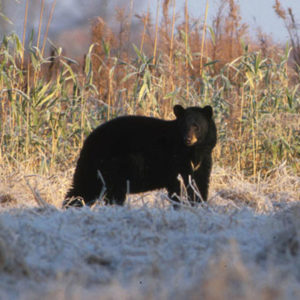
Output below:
[0,0,299,178]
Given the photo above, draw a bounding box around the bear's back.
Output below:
[81,116,181,158]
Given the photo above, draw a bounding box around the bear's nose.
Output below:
[184,137,193,145]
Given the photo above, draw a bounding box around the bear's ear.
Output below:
[173,105,185,118]
[202,105,213,118]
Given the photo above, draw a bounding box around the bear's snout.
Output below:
[184,135,197,146]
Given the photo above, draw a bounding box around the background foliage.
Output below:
[0,0,299,177]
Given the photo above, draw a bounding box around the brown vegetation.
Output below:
[0,0,299,178]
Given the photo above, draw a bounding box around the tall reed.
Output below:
[0,0,298,177]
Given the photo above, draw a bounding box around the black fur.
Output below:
[64,105,217,208]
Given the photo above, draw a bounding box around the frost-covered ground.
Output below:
[0,164,299,299]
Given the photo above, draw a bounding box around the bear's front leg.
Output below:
[105,190,126,205]
[178,172,200,206]
[167,180,182,210]
[167,175,197,209]
[192,155,212,202]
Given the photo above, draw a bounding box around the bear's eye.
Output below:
[192,123,199,131]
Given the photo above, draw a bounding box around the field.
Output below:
[0,165,299,299]
[0,0,299,299]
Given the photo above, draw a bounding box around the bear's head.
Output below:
[174,104,214,147]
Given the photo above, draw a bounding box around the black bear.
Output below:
[63,105,217,208]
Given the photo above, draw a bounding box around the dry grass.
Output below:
[0,161,298,210]
[0,163,299,300]
[1,0,299,178]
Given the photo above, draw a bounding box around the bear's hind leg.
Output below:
[63,186,101,208]
[63,168,104,208]
[167,181,182,210]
